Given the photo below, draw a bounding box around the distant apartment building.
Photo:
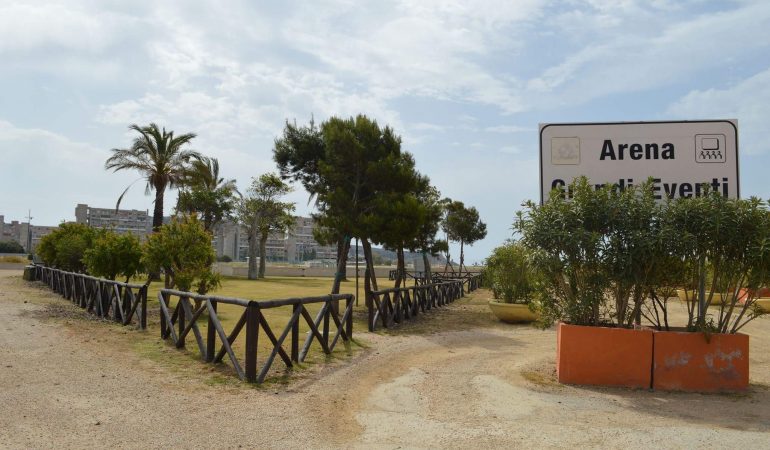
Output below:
[75,204,152,239]
[212,216,337,262]
[0,215,58,252]
[19,223,59,253]
[285,216,337,261]
[212,221,288,261]
[0,215,21,243]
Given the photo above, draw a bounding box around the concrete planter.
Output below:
[556,323,653,389]
[652,330,749,392]
[756,298,770,312]
[487,300,538,323]
[676,289,728,305]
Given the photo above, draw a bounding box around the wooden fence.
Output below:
[367,279,464,331]
[32,265,148,329]
[388,270,484,293]
[388,269,427,281]
[432,272,484,293]
[158,289,355,384]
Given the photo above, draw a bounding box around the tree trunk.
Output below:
[336,238,350,281]
[330,236,352,318]
[152,188,165,232]
[330,236,352,295]
[422,251,432,283]
[204,212,213,233]
[444,243,455,275]
[362,238,378,292]
[247,232,258,280]
[148,187,166,281]
[459,239,465,277]
[395,247,405,288]
[258,231,268,278]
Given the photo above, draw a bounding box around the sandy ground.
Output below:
[2,269,770,449]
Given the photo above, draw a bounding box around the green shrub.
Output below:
[516,178,617,326]
[0,240,25,253]
[484,241,535,304]
[143,215,220,293]
[515,176,770,333]
[36,223,98,272]
[661,190,770,333]
[83,231,144,282]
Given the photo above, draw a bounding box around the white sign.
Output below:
[539,120,739,203]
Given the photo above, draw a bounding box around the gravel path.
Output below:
[2,269,770,449]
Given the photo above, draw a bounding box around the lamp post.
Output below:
[25,209,33,254]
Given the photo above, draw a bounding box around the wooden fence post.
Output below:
[245,304,259,383]
[140,286,147,330]
[206,300,217,362]
[159,292,167,337]
[178,297,186,348]
[291,303,300,363]
[323,299,330,349]
[366,291,374,332]
[346,296,353,340]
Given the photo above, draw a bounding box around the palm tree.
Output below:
[105,123,199,231]
[182,155,237,193]
[177,155,238,232]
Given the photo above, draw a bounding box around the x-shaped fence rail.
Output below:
[367,280,465,331]
[158,290,355,384]
[32,265,148,329]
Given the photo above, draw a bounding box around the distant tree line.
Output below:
[0,240,25,253]
[39,114,487,302]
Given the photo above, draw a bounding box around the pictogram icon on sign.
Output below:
[551,137,580,165]
[695,134,726,163]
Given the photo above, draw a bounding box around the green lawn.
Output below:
[142,276,367,382]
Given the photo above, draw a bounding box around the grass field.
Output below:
[144,275,360,301]
[0,255,28,263]
[32,271,486,384]
[140,276,368,383]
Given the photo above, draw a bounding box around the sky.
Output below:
[2,0,770,264]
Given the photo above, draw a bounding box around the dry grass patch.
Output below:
[21,274,370,386]
[0,255,28,263]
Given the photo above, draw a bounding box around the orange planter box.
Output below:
[652,331,749,392]
[556,323,653,389]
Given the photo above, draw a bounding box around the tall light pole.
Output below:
[24,209,33,254]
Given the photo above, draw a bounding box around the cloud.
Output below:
[525,0,770,108]
[0,119,158,225]
[279,0,542,114]
[4,0,770,264]
[666,68,770,156]
[0,2,119,53]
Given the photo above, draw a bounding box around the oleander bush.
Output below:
[515,176,770,333]
[484,241,536,304]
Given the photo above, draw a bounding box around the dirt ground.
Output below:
[2,269,770,449]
